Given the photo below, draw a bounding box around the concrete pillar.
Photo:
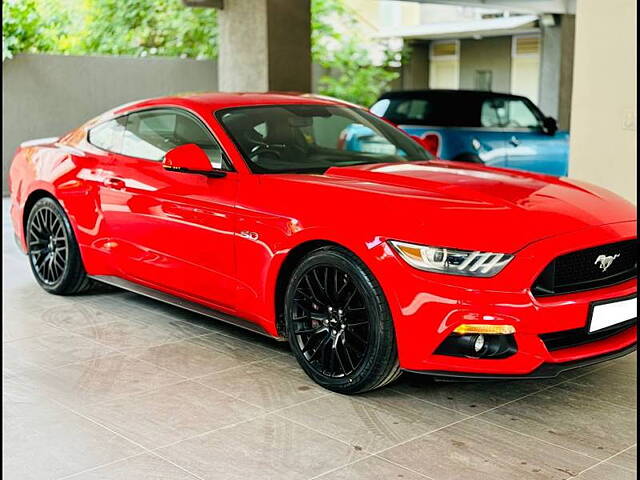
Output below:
[569,0,636,203]
[401,41,429,89]
[539,14,575,130]
[217,0,311,92]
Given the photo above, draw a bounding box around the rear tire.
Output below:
[284,246,401,394]
[26,197,93,295]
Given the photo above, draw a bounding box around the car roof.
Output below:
[112,92,361,116]
[378,89,529,101]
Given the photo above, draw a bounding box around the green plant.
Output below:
[2,0,55,60]
[3,0,400,105]
[76,0,217,58]
[311,0,402,106]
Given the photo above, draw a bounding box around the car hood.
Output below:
[278,160,636,253]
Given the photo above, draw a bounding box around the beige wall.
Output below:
[569,0,637,203]
[459,36,511,93]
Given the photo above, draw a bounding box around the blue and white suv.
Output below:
[364,89,569,176]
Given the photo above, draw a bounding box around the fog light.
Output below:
[434,333,517,359]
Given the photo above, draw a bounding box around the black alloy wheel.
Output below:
[285,246,401,394]
[291,264,370,378]
[28,203,68,285]
[26,197,92,295]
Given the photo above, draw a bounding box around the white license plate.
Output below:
[589,297,637,333]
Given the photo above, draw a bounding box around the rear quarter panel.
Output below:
[9,137,117,276]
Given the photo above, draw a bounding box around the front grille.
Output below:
[532,239,638,296]
[540,319,636,351]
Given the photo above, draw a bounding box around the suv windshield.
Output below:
[217,104,431,174]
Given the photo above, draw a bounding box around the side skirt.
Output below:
[89,275,286,341]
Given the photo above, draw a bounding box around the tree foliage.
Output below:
[2,0,400,105]
[2,0,58,60]
[78,0,218,58]
[311,0,402,106]
[2,0,217,60]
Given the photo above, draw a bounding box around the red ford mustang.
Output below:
[9,93,637,393]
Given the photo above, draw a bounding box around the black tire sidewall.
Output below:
[26,197,86,294]
[284,247,397,394]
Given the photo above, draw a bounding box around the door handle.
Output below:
[103,177,125,190]
[509,136,520,147]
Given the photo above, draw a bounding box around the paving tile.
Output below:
[600,351,637,378]
[557,367,637,410]
[73,317,210,351]
[131,332,279,378]
[477,386,637,460]
[64,453,200,480]
[2,340,51,378]
[3,330,117,369]
[121,292,290,354]
[156,415,365,480]
[2,305,61,342]
[315,456,428,480]
[573,461,637,480]
[3,379,141,480]
[40,301,123,330]
[389,373,558,415]
[17,354,184,407]
[114,292,209,323]
[379,417,597,480]
[3,372,62,420]
[198,354,327,411]
[280,392,465,453]
[608,445,637,471]
[80,380,264,449]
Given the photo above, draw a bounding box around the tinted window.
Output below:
[88,118,126,152]
[380,95,482,127]
[218,105,430,174]
[481,98,541,129]
[121,109,226,168]
[370,99,390,117]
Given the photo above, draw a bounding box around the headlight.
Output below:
[389,240,513,277]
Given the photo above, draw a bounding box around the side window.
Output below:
[370,99,390,117]
[121,109,227,169]
[505,99,541,128]
[480,100,502,127]
[385,99,429,124]
[481,98,541,129]
[88,118,126,152]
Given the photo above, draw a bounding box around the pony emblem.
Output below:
[594,253,620,272]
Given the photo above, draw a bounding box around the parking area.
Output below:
[3,196,636,480]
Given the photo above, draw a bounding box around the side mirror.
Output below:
[542,116,558,135]
[162,144,226,178]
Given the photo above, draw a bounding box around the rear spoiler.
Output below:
[19,137,60,148]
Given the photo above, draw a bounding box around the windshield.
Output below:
[216,104,431,174]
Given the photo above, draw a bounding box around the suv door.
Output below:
[100,108,239,312]
[491,97,568,176]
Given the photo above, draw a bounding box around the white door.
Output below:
[511,35,540,104]
[429,40,460,89]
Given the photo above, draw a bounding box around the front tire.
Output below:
[284,246,401,394]
[26,197,92,295]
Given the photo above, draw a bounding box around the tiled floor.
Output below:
[2,198,637,480]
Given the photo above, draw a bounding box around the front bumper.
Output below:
[405,343,637,380]
[373,221,637,377]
